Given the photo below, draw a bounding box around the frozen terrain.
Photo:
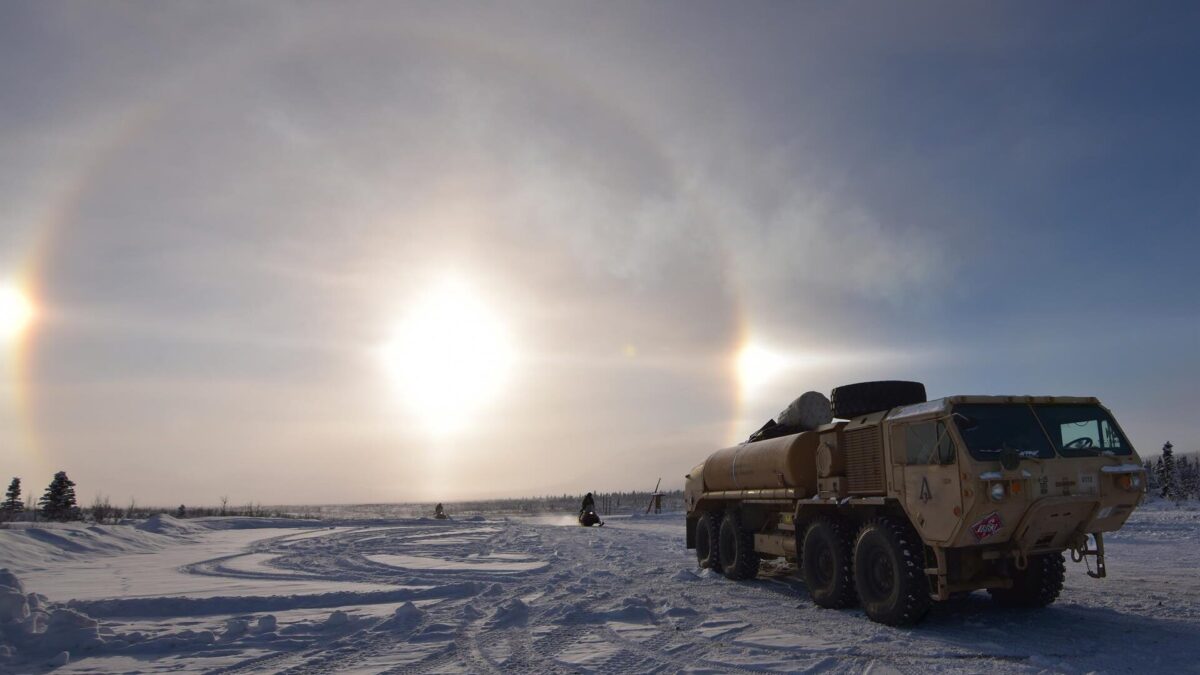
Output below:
[1,505,1199,673]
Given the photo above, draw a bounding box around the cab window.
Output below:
[953,403,1056,461]
[1031,404,1132,457]
[905,421,955,465]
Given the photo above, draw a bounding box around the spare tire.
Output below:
[831,381,926,419]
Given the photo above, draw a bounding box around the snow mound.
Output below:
[0,571,111,666]
[460,603,483,621]
[0,523,183,569]
[663,605,699,618]
[221,618,249,641]
[255,615,277,634]
[40,608,104,653]
[487,599,529,628]
[562,596,658,625]
[136,514,205,535]
[323,610,350,629]
[0,587,30,623]
[375,601,425,632]
[413,622,457,642]
[0,569,23,593]
[393,601,424,623]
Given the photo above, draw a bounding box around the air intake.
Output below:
[844,425,885,495]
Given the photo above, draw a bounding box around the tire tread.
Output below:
[695,512,722,570]
[988,553,1065,608]
[853,517,932,626]
[831,381,926,419]
[719,511,760,581]
[801,517,858,608]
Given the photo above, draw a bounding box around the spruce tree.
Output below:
[1158,442,1177,500]
[1,477,23,513]
[1180,455,1199,501]
[39,471,80,521]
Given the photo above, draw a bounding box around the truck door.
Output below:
[895,420,962,544]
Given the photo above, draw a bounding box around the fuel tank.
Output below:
[702,431,820,494]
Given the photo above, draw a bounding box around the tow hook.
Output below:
[1071,532,1107,579]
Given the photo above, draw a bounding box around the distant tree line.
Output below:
[1145,442,1200,501]
[312,490,686,519]
[87,496,313,523]
[439,489,685,517]
[1,471,313,525]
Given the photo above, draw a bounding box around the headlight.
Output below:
[990,483,1006,501]
[1118,474,1142,491]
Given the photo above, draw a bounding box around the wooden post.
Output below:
[645,478,662,514]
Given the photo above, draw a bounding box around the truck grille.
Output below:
[844,426,885,495]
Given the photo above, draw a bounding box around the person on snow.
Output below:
[434,503,446,519]
[580,492,595,514]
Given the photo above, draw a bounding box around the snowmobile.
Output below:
[434,503,449,520]
[578,508,603,527]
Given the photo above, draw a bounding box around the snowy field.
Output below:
[2,505,1199,674]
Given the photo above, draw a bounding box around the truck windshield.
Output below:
[952,404,1055,461]
[1031,404,1132,457]
[952,403,1134,461]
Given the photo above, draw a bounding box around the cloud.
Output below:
[4,2,1197,501]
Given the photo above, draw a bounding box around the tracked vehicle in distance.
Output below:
[684,381,1146,625]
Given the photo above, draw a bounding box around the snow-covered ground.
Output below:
[1,506,1199,673]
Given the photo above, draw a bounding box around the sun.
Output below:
[736,341,786,399]
[382,278,515,435]
[0,284,35,341]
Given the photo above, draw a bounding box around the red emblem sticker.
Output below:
[970,511,1003,540]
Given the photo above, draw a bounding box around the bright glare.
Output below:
[0,284,35,341]
[736,340,830,401]
[382,278,515,435]
[736,342,787,397]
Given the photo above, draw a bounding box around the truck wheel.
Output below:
[853,518,931,626]
[801,518,857,608]
[718,511,760,580]
[695,512,721,570]
[988,553,1065,608]
[830,381,926,419]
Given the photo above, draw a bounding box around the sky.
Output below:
[1,2,1198,505]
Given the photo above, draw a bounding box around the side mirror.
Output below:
[952,412,978,430]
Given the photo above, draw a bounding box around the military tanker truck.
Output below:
[684,381,1146,626]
